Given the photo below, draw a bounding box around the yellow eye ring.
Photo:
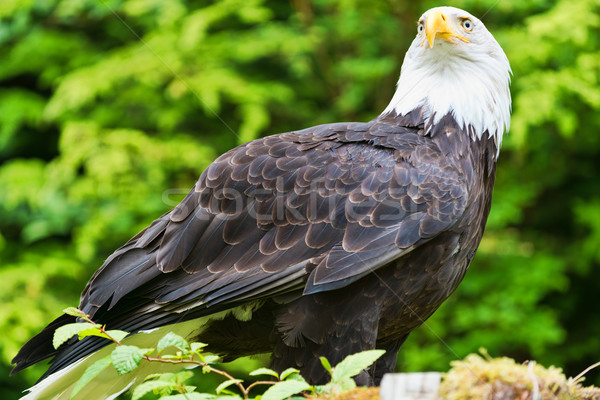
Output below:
[461,18,473,31]
[418,21,424,34]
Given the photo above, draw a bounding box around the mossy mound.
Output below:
[439,353,600,400]
[311,353,600,399]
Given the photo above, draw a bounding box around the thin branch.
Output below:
[143,355,249,398]
[244,380,278,395]
[572,361,600,383]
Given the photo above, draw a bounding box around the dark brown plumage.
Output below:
[12,110,496,385]
[12,6,512,397]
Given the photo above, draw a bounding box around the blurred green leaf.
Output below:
[69,355,112,399]
[319,357,332,374]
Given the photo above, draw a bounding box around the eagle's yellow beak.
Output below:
[425,9,470,48]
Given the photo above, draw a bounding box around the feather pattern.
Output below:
[14,116,474,381]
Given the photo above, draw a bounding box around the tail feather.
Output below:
[11,314,75,376]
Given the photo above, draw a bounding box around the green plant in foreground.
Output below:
[53,308,385,400]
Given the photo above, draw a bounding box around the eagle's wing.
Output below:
[84,121,467,315]
[12,121,468,376]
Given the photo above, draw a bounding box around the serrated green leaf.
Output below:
[53,323,96,349]
[69,355,112,399]
[111,345,150,375]
[319,356,332,374]
[280,367,301,380]
[157,332,190,353]
[331,349,385,383]
[215,378,242,394]
[131,380,175,400]
[63,307,86,318]
[249,367,279,378]
[261,380,312,400]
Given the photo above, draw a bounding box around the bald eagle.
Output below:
[13,6,511,399]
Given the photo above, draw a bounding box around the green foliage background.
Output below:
[0,0,598,397]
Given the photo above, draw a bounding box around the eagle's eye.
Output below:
[461,18,473,31]
[417,21,424,34]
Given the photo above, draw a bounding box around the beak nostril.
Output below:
[441,14,446,21]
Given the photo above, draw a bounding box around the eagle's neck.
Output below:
[381,46,511,159]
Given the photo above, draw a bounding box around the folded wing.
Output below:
[12,120,468,377]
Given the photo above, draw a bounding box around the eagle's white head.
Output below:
[383,6,511,156]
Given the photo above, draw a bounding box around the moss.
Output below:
[439,351,600,400]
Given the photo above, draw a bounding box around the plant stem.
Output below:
[143,355,250,398]
[572,361,600,383]
[79,313,124,346]
[245,380,278,395]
